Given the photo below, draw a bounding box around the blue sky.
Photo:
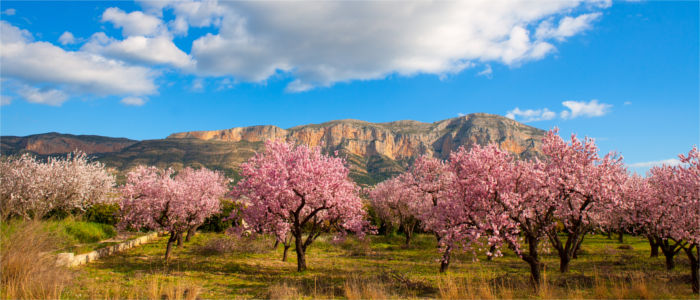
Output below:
[0,0,697,173]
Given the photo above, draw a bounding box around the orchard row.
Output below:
[1,130,697,293]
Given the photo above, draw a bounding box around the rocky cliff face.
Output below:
[168,113,544,161]
[2,114,546,185]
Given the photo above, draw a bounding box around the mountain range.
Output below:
[1,113,545,185]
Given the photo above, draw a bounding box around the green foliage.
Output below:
[43,218,117,245]
[199,199,240,233]
[84,203,120,225]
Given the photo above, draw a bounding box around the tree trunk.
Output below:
[573,235,585,259]
[295,233,307,272]
[618,230,624,244]
[164,232,177,260]
[523,235,543,290]
[439,245,452,273]
[273,239,280,250]
[607,230,612,239]
[176,232,183,246]
[659,240,677,270]
[648,236,659,257]
[487,245,497,261]
[283,244,290,262]
[559,252,571,273]
[185,226,197,242]
[404,229,412,247]
[683,244,699,294]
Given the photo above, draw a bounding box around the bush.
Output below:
[0,220,72,299]
[84,203,120,225]
[199,199,239,233]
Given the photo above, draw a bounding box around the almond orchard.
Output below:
[0,130,697,298]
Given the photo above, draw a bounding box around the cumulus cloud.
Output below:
[0,21,158,105]
[58,31,76,45]
[17,85,68,106]
[628,158,682,168]
[535,13,602,41]
[102,7,166,37]
[82,33,193,68]
[120,96,146,106]
[560,99,612,119]
[181,1,609,91]
[506,99,612,122]
[506,108,557,122]
[2,8,16,16]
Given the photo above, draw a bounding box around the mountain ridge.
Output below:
[2,113,545,185]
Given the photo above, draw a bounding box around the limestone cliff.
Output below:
[2,114,545,185]
[169,113,544,161]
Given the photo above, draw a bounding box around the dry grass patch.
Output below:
[0,220,72,300]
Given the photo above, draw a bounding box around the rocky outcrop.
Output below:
[168,113,545,161]
[2,113,546,185]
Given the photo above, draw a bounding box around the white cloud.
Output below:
[458,112,466,117]
[628,158,682,168]
[477,65,493,78]
[0,21,158,105]
[560,99,612,119]
[505,107,557,122]
[82,33,193,68]
[17,85,68,106]
[120,96,146,106]
[535,13,601,41]
[624,101,632,105]
[185,1,608,91]
[506,99,612,122]
[2,8,16,16]
[102,7,166,37]
[138,0,224,36]
[58,31,76,45]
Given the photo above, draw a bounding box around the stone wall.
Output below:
[56,232,161,267]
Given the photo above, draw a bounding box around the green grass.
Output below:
[62,232,697,299]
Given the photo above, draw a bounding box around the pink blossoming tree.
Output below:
[541,130,626,273]
[645,147,699,293]
[119,166,228,260]
[232,141,370,271]
[369,173,420,246]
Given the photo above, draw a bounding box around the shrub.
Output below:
[199,199,239,233]
[85,203,120,225]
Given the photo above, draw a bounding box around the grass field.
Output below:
[62,232,697,299]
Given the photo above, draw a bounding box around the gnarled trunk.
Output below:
[683,244,699,294]
[658,239,679,270]
[439,245,452,273]
[185,225,198,242]
[164,231,177,260]
[176,232,183,246]
[522,235,543,290]
[648,236,659,257]
[295,232,307,272]
[283,244,290,262]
